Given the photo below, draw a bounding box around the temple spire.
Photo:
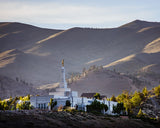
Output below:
[61,59,67,89]
[62,59,64,67]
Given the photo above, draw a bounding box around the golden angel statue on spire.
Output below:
[62,59,64,67]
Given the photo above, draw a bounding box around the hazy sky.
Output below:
[0,0,160,29]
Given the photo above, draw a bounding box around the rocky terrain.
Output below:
[140,96,160,118]
[0,110,159,128]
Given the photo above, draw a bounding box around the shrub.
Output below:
[16,101,32,110]
[154,85,160,96]
[142,87,148,96]
[86,100,108,113]
[94,93,100,99]
[113,102,125,114]
[110,95,117,102]
[49,98,57,110]
[131,91,142,107]
[137,108,143,118]
[65,100,71,107]
[11,105,16,110]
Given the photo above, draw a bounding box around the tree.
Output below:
[142,87,148,96]
[65,100,71,107]
[131,91,142,107]
[116,90,130,103]
[11,97,18,105]
[82,67,86,74]
[101,103,108,111]
[16,101,31,110]
[22,95,30,101]
[94,93,100,99]
[0,101,3,110]
[137,108,143,118]
[113,102,125,114]
[2,101,9,110]
[49,98,57,110]
[110,95,117,102]
[16,77,19,82]
[49,98,53,110]
[123,99,132,113]
[86,100,108,113]
[19,96,23,101]
[27,94,30,100]
[154,85,160,96]
[11,105,16,110]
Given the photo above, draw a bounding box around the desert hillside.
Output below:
[0,22,62,52]
[69,69,133,97]
[0,20,160,98]
[0,75,44,99]
[68,67,153,97]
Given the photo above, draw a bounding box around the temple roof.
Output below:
[81,93,107,99]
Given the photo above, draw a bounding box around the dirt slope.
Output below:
[0,75,44,99]
[0,20,160,98]
[69,69,141,97]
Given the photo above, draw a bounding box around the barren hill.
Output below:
[0,75,44,99]
[120,20,160,29]
[0,22,62,52]
[0,20,160,98]
[68,69,141,97]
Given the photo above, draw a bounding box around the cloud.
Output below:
[0,0,159,29]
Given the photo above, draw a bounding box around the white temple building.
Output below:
[30,60,117,114]
[49,59,78,98]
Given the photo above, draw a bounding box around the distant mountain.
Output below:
[119,20,160,29]
[0,22,62,52]
[0,20,160,98]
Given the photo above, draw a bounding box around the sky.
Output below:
[0,0,160,29]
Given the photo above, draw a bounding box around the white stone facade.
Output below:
[30,95,54,109]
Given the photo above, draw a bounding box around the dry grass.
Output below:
[143,37,160,53]
[0,111,157,128]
